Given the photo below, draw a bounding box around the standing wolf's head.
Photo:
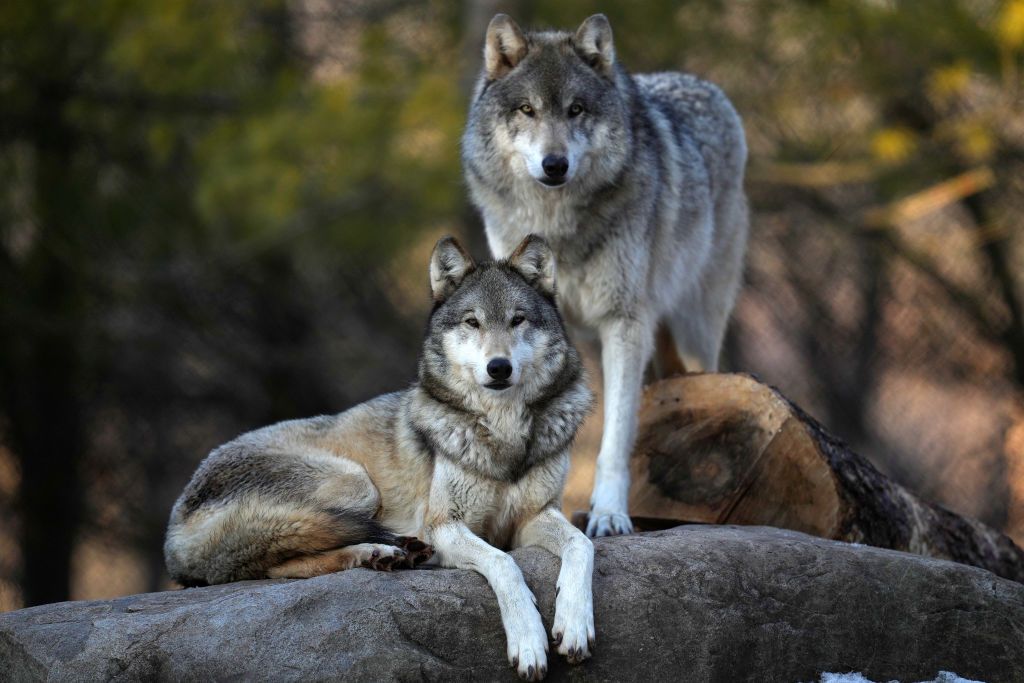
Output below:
[462,14,632,194]
[420,234,580,408]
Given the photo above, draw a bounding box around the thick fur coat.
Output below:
[166,236,595,680]
[462,14,749,536]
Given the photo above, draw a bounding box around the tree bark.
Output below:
[623,373,1024,583]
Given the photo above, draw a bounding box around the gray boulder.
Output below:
[1,526,1021,682]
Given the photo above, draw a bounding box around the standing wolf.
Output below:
[165,235,594,680]
[463,14,749,537]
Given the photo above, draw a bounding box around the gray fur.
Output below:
[164,235,592,582]
[462,14,749,537]
[166,236,599,678]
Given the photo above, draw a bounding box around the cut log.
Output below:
[620,373,1024,583]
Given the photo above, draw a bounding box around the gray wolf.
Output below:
[165,235,595,680]
[462,14,749,537]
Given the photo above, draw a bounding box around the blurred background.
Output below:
[2,0,1024,610]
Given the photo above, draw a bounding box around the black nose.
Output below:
[542,155,569,179]
[486,357,513,380]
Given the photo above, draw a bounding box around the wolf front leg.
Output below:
[587,315,654,537]
[515,507,595,664]
[429,522,549,681]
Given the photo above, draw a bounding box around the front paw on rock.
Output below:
[508,620,549,680]
[509,648,547,681]
[552,629,593,665]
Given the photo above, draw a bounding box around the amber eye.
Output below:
[519,103,534,116]
[464,317,480,328]
[568,102,583,117]
[511,314,525,327]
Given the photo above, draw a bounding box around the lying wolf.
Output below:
[463,14,749,537]
[165,235,595,679]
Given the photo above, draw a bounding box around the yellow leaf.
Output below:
[998,0,1024,49]
[928,62,972,101]
[955,122,996,162]
[871,128,917,164]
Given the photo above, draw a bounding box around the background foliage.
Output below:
[2,0,1023,609]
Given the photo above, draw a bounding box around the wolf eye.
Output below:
[464,317,480,328]
[568,102,584,117]
[511,314,526,327]
[518,103,534,116]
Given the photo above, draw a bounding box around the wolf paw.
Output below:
[353,544,409,571]
[551,586,594,665]
[394,536,434,568]
[507,605,548,680]
[585,511,633,537]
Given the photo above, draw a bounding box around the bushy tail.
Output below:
[165,500,396,586]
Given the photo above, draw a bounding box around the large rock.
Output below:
[1,527,1021,682]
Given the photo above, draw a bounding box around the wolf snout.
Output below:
[484,356,513,391]
[486,357,513,381]
[541,155,569,185]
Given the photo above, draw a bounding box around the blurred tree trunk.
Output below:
[4,79,85,606]
[456,0,511,257]
[964,192,1024,389]
[776,222,884,450]
[459,0,506,96]
[962,190,1022,531]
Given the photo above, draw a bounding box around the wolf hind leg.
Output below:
[649,322,687,380]
[665,307,720,373]
[667,183,748,373]
[665,222,746,374]
[166,451,395,584]
[267,538,434,578]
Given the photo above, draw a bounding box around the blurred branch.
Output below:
[864,167,996,228]
[748,161,880,187]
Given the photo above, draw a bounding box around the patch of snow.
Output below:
[819,674,877,683]
[817,673,984,683]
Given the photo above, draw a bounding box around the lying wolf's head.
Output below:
[463,14,631,193]
[420,234,579,407]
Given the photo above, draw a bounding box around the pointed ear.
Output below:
[430,236,475,303]
[508,234,556,297]
[574,14,615,76]
[484,14,528,80]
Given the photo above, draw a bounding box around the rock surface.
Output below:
[1,526,1022,682]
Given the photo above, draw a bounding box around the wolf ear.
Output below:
[508,234,556,297]
[430,236,475,303]
[485,14,528,80]
[574,14,615,76]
